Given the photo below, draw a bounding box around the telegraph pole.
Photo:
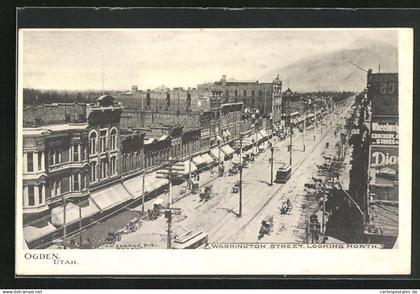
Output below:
[303,110,306,152]
[188,142,192,188]
[141,150,146,214]
[62,195,67,248]
[289,119,293,166]
[314,103,317,141]
[167,161,173,249]
[239,135,243,217]
[270,144,274,186]
[79,203,82,247]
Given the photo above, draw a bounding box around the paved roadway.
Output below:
[111,98,354,248]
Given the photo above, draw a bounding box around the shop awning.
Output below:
[23,222,56,243]
[175,160,198,175]
[258,129,268,138]
[146,171,169,192]
[210,147,222,160]
[192,155,206,166]
[51,199,100,226]
[241,135,254,147]
[201,153,215,165]
[123,174,144,199]
[221,144,235,156]
[91,183,132,211]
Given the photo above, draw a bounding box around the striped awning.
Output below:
[210,147,222,160]
[201,153,215,164]
[91,183,132,211]
[175,160,198,175]
[51,199,100,226]
[258,129,268,138]
[221,144,235,156]
[147,171,170,192]
[192,155,206,166]
[23,222,56,243]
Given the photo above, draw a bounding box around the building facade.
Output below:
[198,75,282,121]
[22,123,90,222]
[86,95,123,188]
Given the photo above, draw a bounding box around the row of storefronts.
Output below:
[22,122,271,248]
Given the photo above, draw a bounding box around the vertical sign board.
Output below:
[368,73,399,201]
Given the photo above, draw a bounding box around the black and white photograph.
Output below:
[15,27,412,275]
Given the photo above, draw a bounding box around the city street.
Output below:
[104,99,354,248]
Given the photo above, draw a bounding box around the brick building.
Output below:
[198,75,282,122]
[113,86,211,112]
[86,95,123,188]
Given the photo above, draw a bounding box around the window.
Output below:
[90,162,97,182]
[100,159,107,179]
[28,186,34,206]
[55,150,60,165]
[48,150,54,166]
[38,152,42,170]
[39,185,43,204]
[100,130,107,153]
[61,177,70,194]
[55,180,61,196]
[252,90,255,97]
[73,173,79,191]
[61,148,69,163]
[27,152,33,172]
[110,129,117,150]
[89,132,97,155]
[81,173,85,190]
[243,90,247,96]
[81,145,86,161]
[235,90,238,96]
[73,143,79,162]
[111,157,116,175]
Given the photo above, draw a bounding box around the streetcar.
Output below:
[275,164,292,183]
[172,230,209,249]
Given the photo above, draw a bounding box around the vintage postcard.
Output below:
[16,27,412,275]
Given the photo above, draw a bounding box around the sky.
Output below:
[20,29,399,91]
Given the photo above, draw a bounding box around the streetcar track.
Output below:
[222,104,353,242]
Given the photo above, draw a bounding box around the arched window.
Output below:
[110,128,117,150]
[90,161,97,182]
[89,132,97,155]
[110,157,116,175]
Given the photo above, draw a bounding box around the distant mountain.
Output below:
[262,43,398,92]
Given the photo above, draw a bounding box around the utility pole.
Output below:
[141,149,146,214]
[255,118,259,155]
[239,135,243,217]
[270,143,274,186]
[62,195,67,249]
[188,142,192,188]
[321,193,326,234]
[289,118,293,166]
[79,203,82,247]
[218,139,221,175]
[303,109,306,152]
[314,102,317,141]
